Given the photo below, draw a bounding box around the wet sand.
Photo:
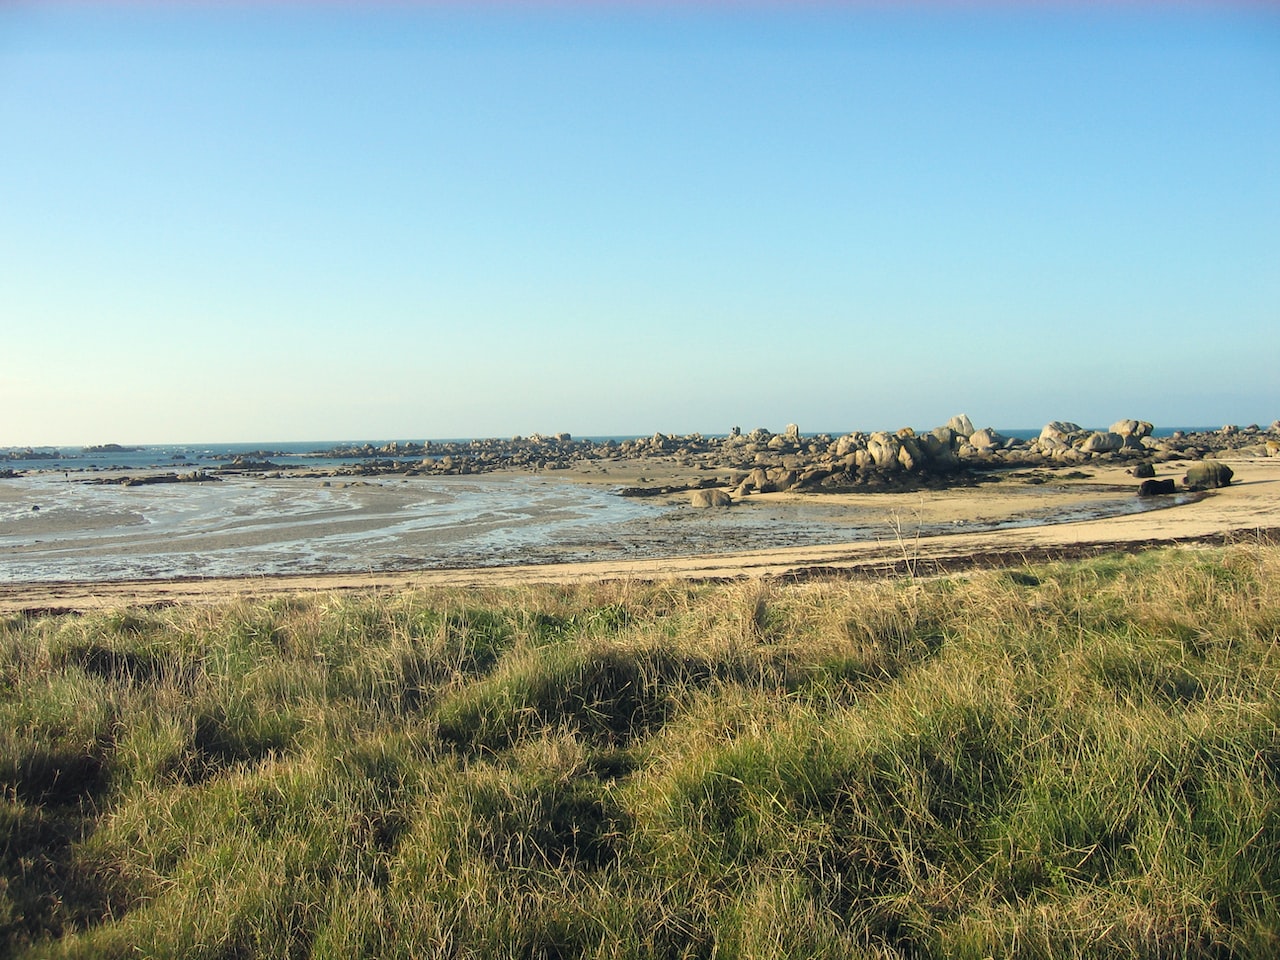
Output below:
[1,456,1276,613]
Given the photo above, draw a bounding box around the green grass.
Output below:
[2,545,1278,958]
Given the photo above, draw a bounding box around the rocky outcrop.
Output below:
[279,415,1275,489]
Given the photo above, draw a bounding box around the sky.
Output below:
[1,1,1277,445]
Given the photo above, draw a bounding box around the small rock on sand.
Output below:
[690,489,733,508]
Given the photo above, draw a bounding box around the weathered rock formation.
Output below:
[282,416,1277,491]
[1184,461,1234,491]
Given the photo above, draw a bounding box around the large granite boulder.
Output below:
[1110,419,1154,439]
[946,414,975,438]
[1184,461,1234,490]
[896,440,919,472]
[969,427,1003,450]
[922,432,959,466]
[734,467,773,496]
[769,468,799,492]
[1080,431,1124,454]
[930,426,958,450]
[867,432,901,469]
[834,434,861,457]
[1040,421,1085,444]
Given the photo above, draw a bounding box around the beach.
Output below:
[2,452,1275,614]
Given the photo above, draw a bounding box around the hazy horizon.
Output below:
[3,1,1276,446]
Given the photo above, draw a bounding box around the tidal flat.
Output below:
[0,467,1190,583]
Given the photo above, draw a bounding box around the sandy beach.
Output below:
[2,454,1276,614]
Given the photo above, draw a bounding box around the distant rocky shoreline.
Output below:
[266,416,1278,489]
[4,417,1276,495]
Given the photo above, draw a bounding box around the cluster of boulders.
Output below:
[680,416,1273,505]
[312,434,586,476]
[704,416,1274,500]
[287,417,1280,492]
[20,417,1267,497]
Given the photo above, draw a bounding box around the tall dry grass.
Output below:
[1,543,1276,958]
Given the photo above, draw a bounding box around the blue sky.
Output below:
[2,2,1277,444]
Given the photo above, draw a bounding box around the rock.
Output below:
[797,466,833,488]
[1035,435,1067,453]
[1131,462,1156,479]
[969,427,1003,450]
[930,426,958,450]
[783,423,800,441]
[1110,419,1154,439]
[1138,478,1176,497]
[1184,461,1234,490]
[898,434,924,465]
[735,467,772,495]
[922,432,959,466]
[1040,421,1084,444]
[690,489,733,508]
[1079,431,1124,454]
[834,435,860,457]
[770,468,799,492]
[946,414,975,438]
[866,432,901,469]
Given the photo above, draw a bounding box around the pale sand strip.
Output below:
[2,458,1276,614]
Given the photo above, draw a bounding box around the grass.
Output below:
[1,544,1277,958]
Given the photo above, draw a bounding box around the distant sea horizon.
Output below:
[1,426,1230,473]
